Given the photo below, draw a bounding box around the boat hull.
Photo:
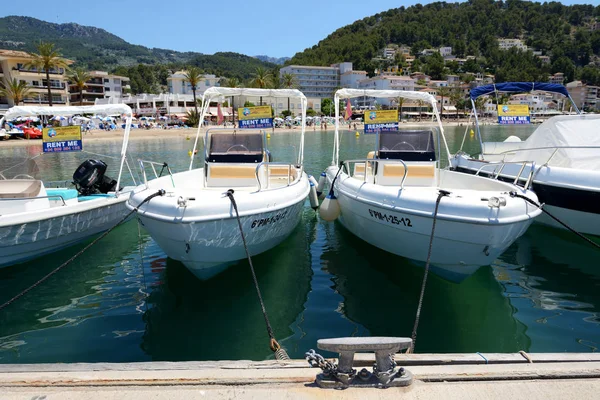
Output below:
[452,155,600,236]
[137,200,305,280]
[129,169,310,280]
[0,196,130,268]
[326,167,539,282]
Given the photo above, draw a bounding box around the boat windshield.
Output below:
[207,131,264,163]
[0,157,41,180]
[378,130,436,161]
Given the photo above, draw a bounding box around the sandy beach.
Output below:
[0,120,479,149]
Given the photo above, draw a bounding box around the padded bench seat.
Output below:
[0,179,42,198]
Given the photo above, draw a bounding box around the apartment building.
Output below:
[356,75,416,108]
[279,64,342,99]
[548,73,565,85]
[497,38,528,51]
[0,49,72,110]
[566,81,599,111]
[69,71,130,105]
[167,71,220,95]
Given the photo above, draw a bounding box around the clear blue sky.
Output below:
[0,0,595,58]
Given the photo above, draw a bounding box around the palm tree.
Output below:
[250,67,272,105]
[417,100,424,122]
[183,67,203,115]
[223,77,241,126]
[396,96,405,121]
[26,41,68,106]
[437,86,451,119]
[0,78,32,106]
[449,86,463,120]
[67,68,91,106]
[281,72,297,113]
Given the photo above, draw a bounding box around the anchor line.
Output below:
[137,219,150,315]
[509,191,600,250]
[409,190,450,353]
[225,189,290,361]
[0,189,166,312]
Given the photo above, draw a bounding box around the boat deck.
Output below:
[2,353,599,399]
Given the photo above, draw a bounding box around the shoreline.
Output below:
[0,120,484,149]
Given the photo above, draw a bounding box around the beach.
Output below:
[0,120,481,148]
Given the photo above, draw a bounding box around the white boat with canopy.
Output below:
[451,82,600,236]
[0,104,137,267]
[319,88,541,282]
[127,87,310,280]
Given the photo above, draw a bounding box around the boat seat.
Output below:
[376,162,437,187]
[206,164,259,187]
[0,179,43,198]
[46,188,79,201]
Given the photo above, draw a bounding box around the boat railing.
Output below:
[254,161,300,192]
[0,194,67,206]
[342,158,409,190]
[138,159,175,189]
[474,160,537,190]
[491,145,600,167]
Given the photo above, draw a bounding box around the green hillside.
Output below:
[288,0,600,84]
[0,16,276,93]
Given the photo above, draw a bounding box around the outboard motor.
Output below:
[72,159,117,196]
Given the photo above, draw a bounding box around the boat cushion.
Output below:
[0,179,42,198]
[383,164,436,178]
[46,188,79,201]
[377,162,437,187]
[206,164,259,187]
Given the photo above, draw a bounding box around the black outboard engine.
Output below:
[72,159,117,196]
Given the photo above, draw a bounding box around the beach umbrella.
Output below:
[51,115,67,121]
[159,116,168,120]
[140,116,148,120]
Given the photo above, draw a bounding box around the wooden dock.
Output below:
[1,353,600,399]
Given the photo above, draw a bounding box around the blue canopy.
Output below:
[470,82,570,100]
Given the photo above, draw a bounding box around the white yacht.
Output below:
[128,88,310,280]
[319,89,541,282]
[451,82,600,236]
[0,105,137,267]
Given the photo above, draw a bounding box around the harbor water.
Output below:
[0,125,599,363]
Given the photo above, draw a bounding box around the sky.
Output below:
[0,0,596,58]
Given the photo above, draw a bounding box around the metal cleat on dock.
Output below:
[305,337,413,389]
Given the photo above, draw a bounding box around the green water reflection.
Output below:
[0,125,598,362]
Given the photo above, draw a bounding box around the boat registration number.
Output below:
[251,210,288,228]
[368,208,412,227]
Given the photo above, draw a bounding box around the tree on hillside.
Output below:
[281,72,298,113]
[67,68,91,106]
[0,78,32,106]
[250,67,272,105]
[184,67,203,115]
[26,41,68,106]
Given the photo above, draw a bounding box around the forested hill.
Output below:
[0,16,276,80]
[288,0,600,84]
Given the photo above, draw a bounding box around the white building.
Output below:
[498,38,528,51]
[356,75,416,108]
[280,64,341,99]
[340,69,367,89]
[439,46,453,58]
[167,71,220,95]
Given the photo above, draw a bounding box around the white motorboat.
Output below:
[319,89,541,282]
[128,88,310,280]
[0,105,137,267]
[451,82,600,236]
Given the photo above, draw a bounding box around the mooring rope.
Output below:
[0,189,165,312]
[408,190,450,353]
[225,189,290,361]
[509,191,600,250]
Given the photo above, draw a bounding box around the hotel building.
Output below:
[69,70,130,105]
[0,49,72,113]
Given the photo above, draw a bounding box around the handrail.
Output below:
[474,160,536,189]
[0,194,66,206]
[138,159,175,189]
[342,158,409,190]
[254,161,298,192]
[487,145,600,165]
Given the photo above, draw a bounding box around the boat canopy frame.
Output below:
[333,88,450,166]
[468,82,580,153]
[0,104,134,197]
[191,87,308,170]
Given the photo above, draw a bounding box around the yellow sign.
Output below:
[365,110,398,124]
[238,106,272,120]
[497,104,530,117]
[42,126,83,153]
[43,125,82,142]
